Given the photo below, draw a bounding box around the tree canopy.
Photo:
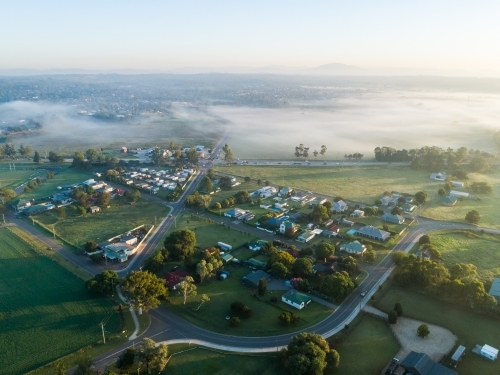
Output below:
[465,210,480,224]
[164,229,197,261]
[121,271,167,311]
[86,270,119,297]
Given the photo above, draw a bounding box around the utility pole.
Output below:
[100,322,106,344]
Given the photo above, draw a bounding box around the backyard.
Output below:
[372,285,500,375]
[429,230,500,282]
[0,226,121,375]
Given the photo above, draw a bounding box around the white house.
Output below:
[332,200,348,212]
[449,190,470,199]
[297,230,316,243]
[281,290,312,310]
[430,172,446,181]
[350,209,364,217]
[255,186,277,198]
[480,345,498,361]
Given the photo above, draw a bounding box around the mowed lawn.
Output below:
[373,286,500,375]
[421,170,500,229]
[0,227,120,375]
[215,165,437,203]
[32,197,168,247]
[330,314,400,375]
[430,230,500,282]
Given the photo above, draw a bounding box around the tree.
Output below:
[0,188,16,204]
[219,176,233,190]
[388,310,398,324]
[319,271,355,300]
[414,191,428,204]
[293,258,313,278]
[391,206,402,215]
[444,181,452,194]
[186,148,199,165]
[418,235,431,246]
[470,155,490,173]
[4,142,16,157]
[48,151,63,163]
[86,270,119,296]
[279,311,300,325]
[116,348,136,373]
[73,357,94,375]
[222,143,234,164]
[394,303,403,317]
[320,145,327,158]
[230,301,245,314]
[33,151,41,164]
[417,323,430,338]
[257,278,267,296]
[121,270,167,311]
[84,240,98,253]
[271,262,290,279]
[177,276,197,304]
[270,251,295,268]
[196,257,222,283]
[150,146,164,165]
[200,176,213,193]
[311,204,329,224]
[196,294,210,311]
[124,189,141,203]
[465,210,480,224]
[138,338,168,374]
[57,206,66,220]
[18,144,32,157]
[313,150,319,159]
[143,251,165,273]
[364,247,376,263]
[164,229,196,261]
[316,242,335,261]
[97,191,111,208]
[229,317,240,327]
[282,333,339,375]
[469,181,493,194]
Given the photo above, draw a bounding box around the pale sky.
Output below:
[1,0,499,72]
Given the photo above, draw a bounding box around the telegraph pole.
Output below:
[101,322,106,344]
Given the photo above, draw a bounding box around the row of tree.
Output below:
[294,144,327,160]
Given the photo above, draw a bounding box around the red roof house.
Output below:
[163,269,189,289]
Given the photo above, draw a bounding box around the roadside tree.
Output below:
[200,176,213,193]
[177,276,197,304]
[319,271,355,300]
[164,229,196,261]
[121,270,167,311]
[86,270,119,297]
[414,191,428,204]
[465,210,480,224]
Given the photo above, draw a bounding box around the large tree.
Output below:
[97,191,111,208]
[18,144,32,157]
[121,270,167,311]
[33,151,41,164]
[86,270,119,297]
[271,262,290,279]
[0,188,16,204]
[282,333,340,375]
[316,242,335,261]
[4,142,16,157]
[164,229,196,261]
[200,176,213,193]
[222,143,234,164]
[311,204,329,224]
[414,191,428,204]
[465,210,480,224]
[177,276,197,304]
[138,338,169,374]
[319,271,355,300]
[293,258,313,278]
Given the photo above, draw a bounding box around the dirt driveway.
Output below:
[392,317,457,362]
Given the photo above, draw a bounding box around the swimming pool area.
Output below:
[346,229,357,235]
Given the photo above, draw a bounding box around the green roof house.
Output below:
[282,289,312,310]
[440,195,458,206]
[340,241,367,255]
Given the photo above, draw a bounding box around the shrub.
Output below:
[229,317,241,327]
[388,310,398,324]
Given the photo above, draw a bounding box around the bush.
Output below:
[388,310,398,324]
[278,311,300,325]
[229,317,241,327]
[230,301,245,314]
[241,306,253,319]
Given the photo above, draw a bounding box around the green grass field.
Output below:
[331,314,400,375]
[429,230,500,282]
[421,169,500,229]
[0,168,43,189]
[372,286,500,375]
[215,165,437,203]
[0,227,121,375]
[32,197,168,248]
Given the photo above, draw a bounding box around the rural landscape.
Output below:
[2,2,500,375]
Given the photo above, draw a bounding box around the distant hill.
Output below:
[311,63,366,75]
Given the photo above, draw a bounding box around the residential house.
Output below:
[310,197,327,206]
[430,172,447,181]
[224,208,254,221]
[451,181,465,188]
[164,269,190,289]
[279,221,298,236]
[449,190,471,199]
[332,200,348,212]
[401,351,458,375]
[12,199,32,212]
[323,219,334,227]
[242,270,271,288]
[290,192,308,202]
[281,289,312,310]
[356,225,390,241]
[255,186,277,198]
[380,196,398,206]
[341,218,355,226]
[265,216,289,230]
[23,202,55,216]
[87,206,101,214]
[340,241,367,255]
[473,344,498,361]
[440,195,458,206]
[221,253,234,262]
[297,230,316,243]
[278,186,293,197]
[401,203,417,213]
[313,262,342,275]
[248,240,267,251]
[382,213,405,224]
[350,209,364,217]
[488,278,500,302]
[246,258,267,269]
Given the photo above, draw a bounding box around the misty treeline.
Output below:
[392,249,497,314]
[294,144,327,159]
[374,145,494,172]
[0,141,33,159]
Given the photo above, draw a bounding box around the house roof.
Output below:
[402,203,416,211]
[488,278,500,298]
[221,253,234,262]
[282,290,311,305]
[281,221,295,229]
[401,351,458,375]
[298,230,315,240]
[242,270,271,288]
[163,269,189,288]
[333,200,347,209]
[440,195,458,205]
[382,213,404,223]
[341,241,366,253]
[329,225,340,232]
[356,225,390,240]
